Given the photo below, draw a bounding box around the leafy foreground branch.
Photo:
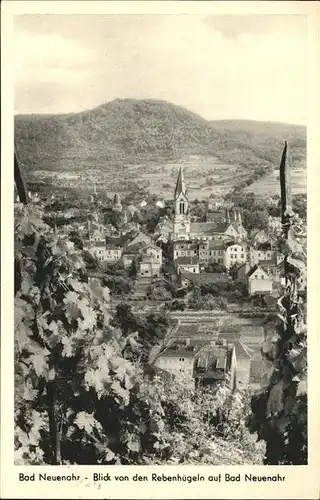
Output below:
[14,204,264,465]
[247,212,307,464]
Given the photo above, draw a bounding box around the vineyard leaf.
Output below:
[15,323,33,350]
[111,381,130,406]
[29,351,49,378]
[74,412,102,434]
[105,448,115,462]
[61,336,74,358]
[127,434,141,453]
[69,278,86,293]
[23,383,38,401]
[64,292,81,322]
[267,380,285,416]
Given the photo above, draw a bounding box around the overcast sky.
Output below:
[14,14,307,124]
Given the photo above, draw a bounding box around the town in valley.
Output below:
[22,162,307,393]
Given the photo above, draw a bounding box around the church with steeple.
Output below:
[171,167,247,242]
[172,167,191,238]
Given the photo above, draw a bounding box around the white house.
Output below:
[173,241,198,260]
[104,244,123,263]
[139,255,161,277]
[142,244,163,267]
[85,241,108,261]
[224,243,247,270]
[249,247,276,267]
[247,265,273,296]
[224,222,247,242]
[154,339,205,381]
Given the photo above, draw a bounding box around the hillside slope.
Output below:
[15,99,306,178]
[15,99,215,172]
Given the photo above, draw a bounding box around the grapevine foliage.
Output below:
[247,212,307,464]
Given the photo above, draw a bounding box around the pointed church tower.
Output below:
[113,193,122,213]
[225,206,231,224]
[173,167,190,239]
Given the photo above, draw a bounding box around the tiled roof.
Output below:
[233,341,254,359]
[194,343,232,375]
[174,240,199,249]
[105,244,122,250]
[177,256,199,266]
[256,242,272,251]
[190,221,228,235]
[89,241,106,248]
[208,240,228,250]
[259,258,277,267]
[246,264,259,278]
[156,341,204,359]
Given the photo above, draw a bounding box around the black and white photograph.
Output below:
[10,7,309,473]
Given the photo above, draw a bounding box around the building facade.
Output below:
[224,243,247,270]
[247,265,273,296]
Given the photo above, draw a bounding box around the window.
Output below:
[241,254,244,259]
[193,268,196,273]
[194,250,197,254]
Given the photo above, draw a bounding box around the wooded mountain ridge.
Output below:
[15,98,306,175]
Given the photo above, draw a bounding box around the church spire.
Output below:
[174,166,187,199]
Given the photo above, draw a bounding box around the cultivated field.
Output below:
[244,167,307,196]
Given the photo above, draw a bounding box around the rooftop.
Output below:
[190,221,228,235]
[89,241,106,248]
[233,340,254,359]
[208,239,229,250]
[258,258,277,267]
[177,256,199,266]
[247,264,271,278]
[194,342,233,377]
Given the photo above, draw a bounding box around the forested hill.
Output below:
[15,98,306,174]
